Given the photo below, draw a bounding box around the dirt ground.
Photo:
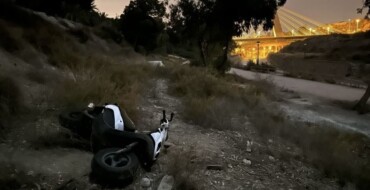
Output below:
[0,76,349,190]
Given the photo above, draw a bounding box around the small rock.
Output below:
[243,159,252,165]
[140,177,151,188]
[228,164,233,169]
[269,156,275,161]
[268,139,273,143]
[158,175,174,190]
[206,165,223,171]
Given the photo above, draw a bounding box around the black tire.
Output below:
[91,148,139,184]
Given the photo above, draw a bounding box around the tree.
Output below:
[119,0,166,52]
[168,0,286,73]
[207,0,287,73]
[352,64,370,114]
[358,0,370,18]
[352,1,370,113]
[168,0,216,65]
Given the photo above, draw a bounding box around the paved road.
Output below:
[231,68,367,102]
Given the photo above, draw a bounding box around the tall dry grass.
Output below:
[55,58,156,122]
[160,64,264,130]
[247,101,370,188]
[163,63,370,188]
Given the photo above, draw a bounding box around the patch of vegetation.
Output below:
[0,20,24,52]
[160,64,276,130]
[163,62,370,188]
[166,146,202,190]
[248,103,370,188]
[55,61,156,123]
[0,76,23,119]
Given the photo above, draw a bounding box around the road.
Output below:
[230,68,367,102]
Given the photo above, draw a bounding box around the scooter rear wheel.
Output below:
[91,148,139,185]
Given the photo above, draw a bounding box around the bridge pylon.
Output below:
[273,14,285,37]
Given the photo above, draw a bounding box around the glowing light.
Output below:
[356,19,360,32]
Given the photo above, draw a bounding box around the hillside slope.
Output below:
[268,32,370,85]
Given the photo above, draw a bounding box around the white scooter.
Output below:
[89,104,175,184]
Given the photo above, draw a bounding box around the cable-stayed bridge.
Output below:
[233,8,367,61]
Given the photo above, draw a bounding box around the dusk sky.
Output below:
[95,0,367,23]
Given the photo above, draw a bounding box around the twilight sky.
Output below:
[95,0,366,23]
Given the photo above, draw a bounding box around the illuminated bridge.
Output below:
[233,7,367,62]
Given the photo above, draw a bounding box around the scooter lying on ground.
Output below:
[59,103,174,184]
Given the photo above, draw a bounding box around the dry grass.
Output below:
[0,76,23,115]
[55,60,156,123]
[0,76,23,138]
[0,20,24,52]
[166,146,202,190]
[248,103,370,188]
[163,63,370,187]
[160,64,256,130]
[161,64,279,130]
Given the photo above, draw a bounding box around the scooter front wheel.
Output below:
[91,148,139,185]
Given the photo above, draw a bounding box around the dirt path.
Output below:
[230,68,370,137]
[131,79,341,189]
[230,68,368,102]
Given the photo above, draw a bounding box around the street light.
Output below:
[348,19,351,33]
[291,29,295,36]
[256,41,260,65]
[356,19,360,32]
[327,26,330,34]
